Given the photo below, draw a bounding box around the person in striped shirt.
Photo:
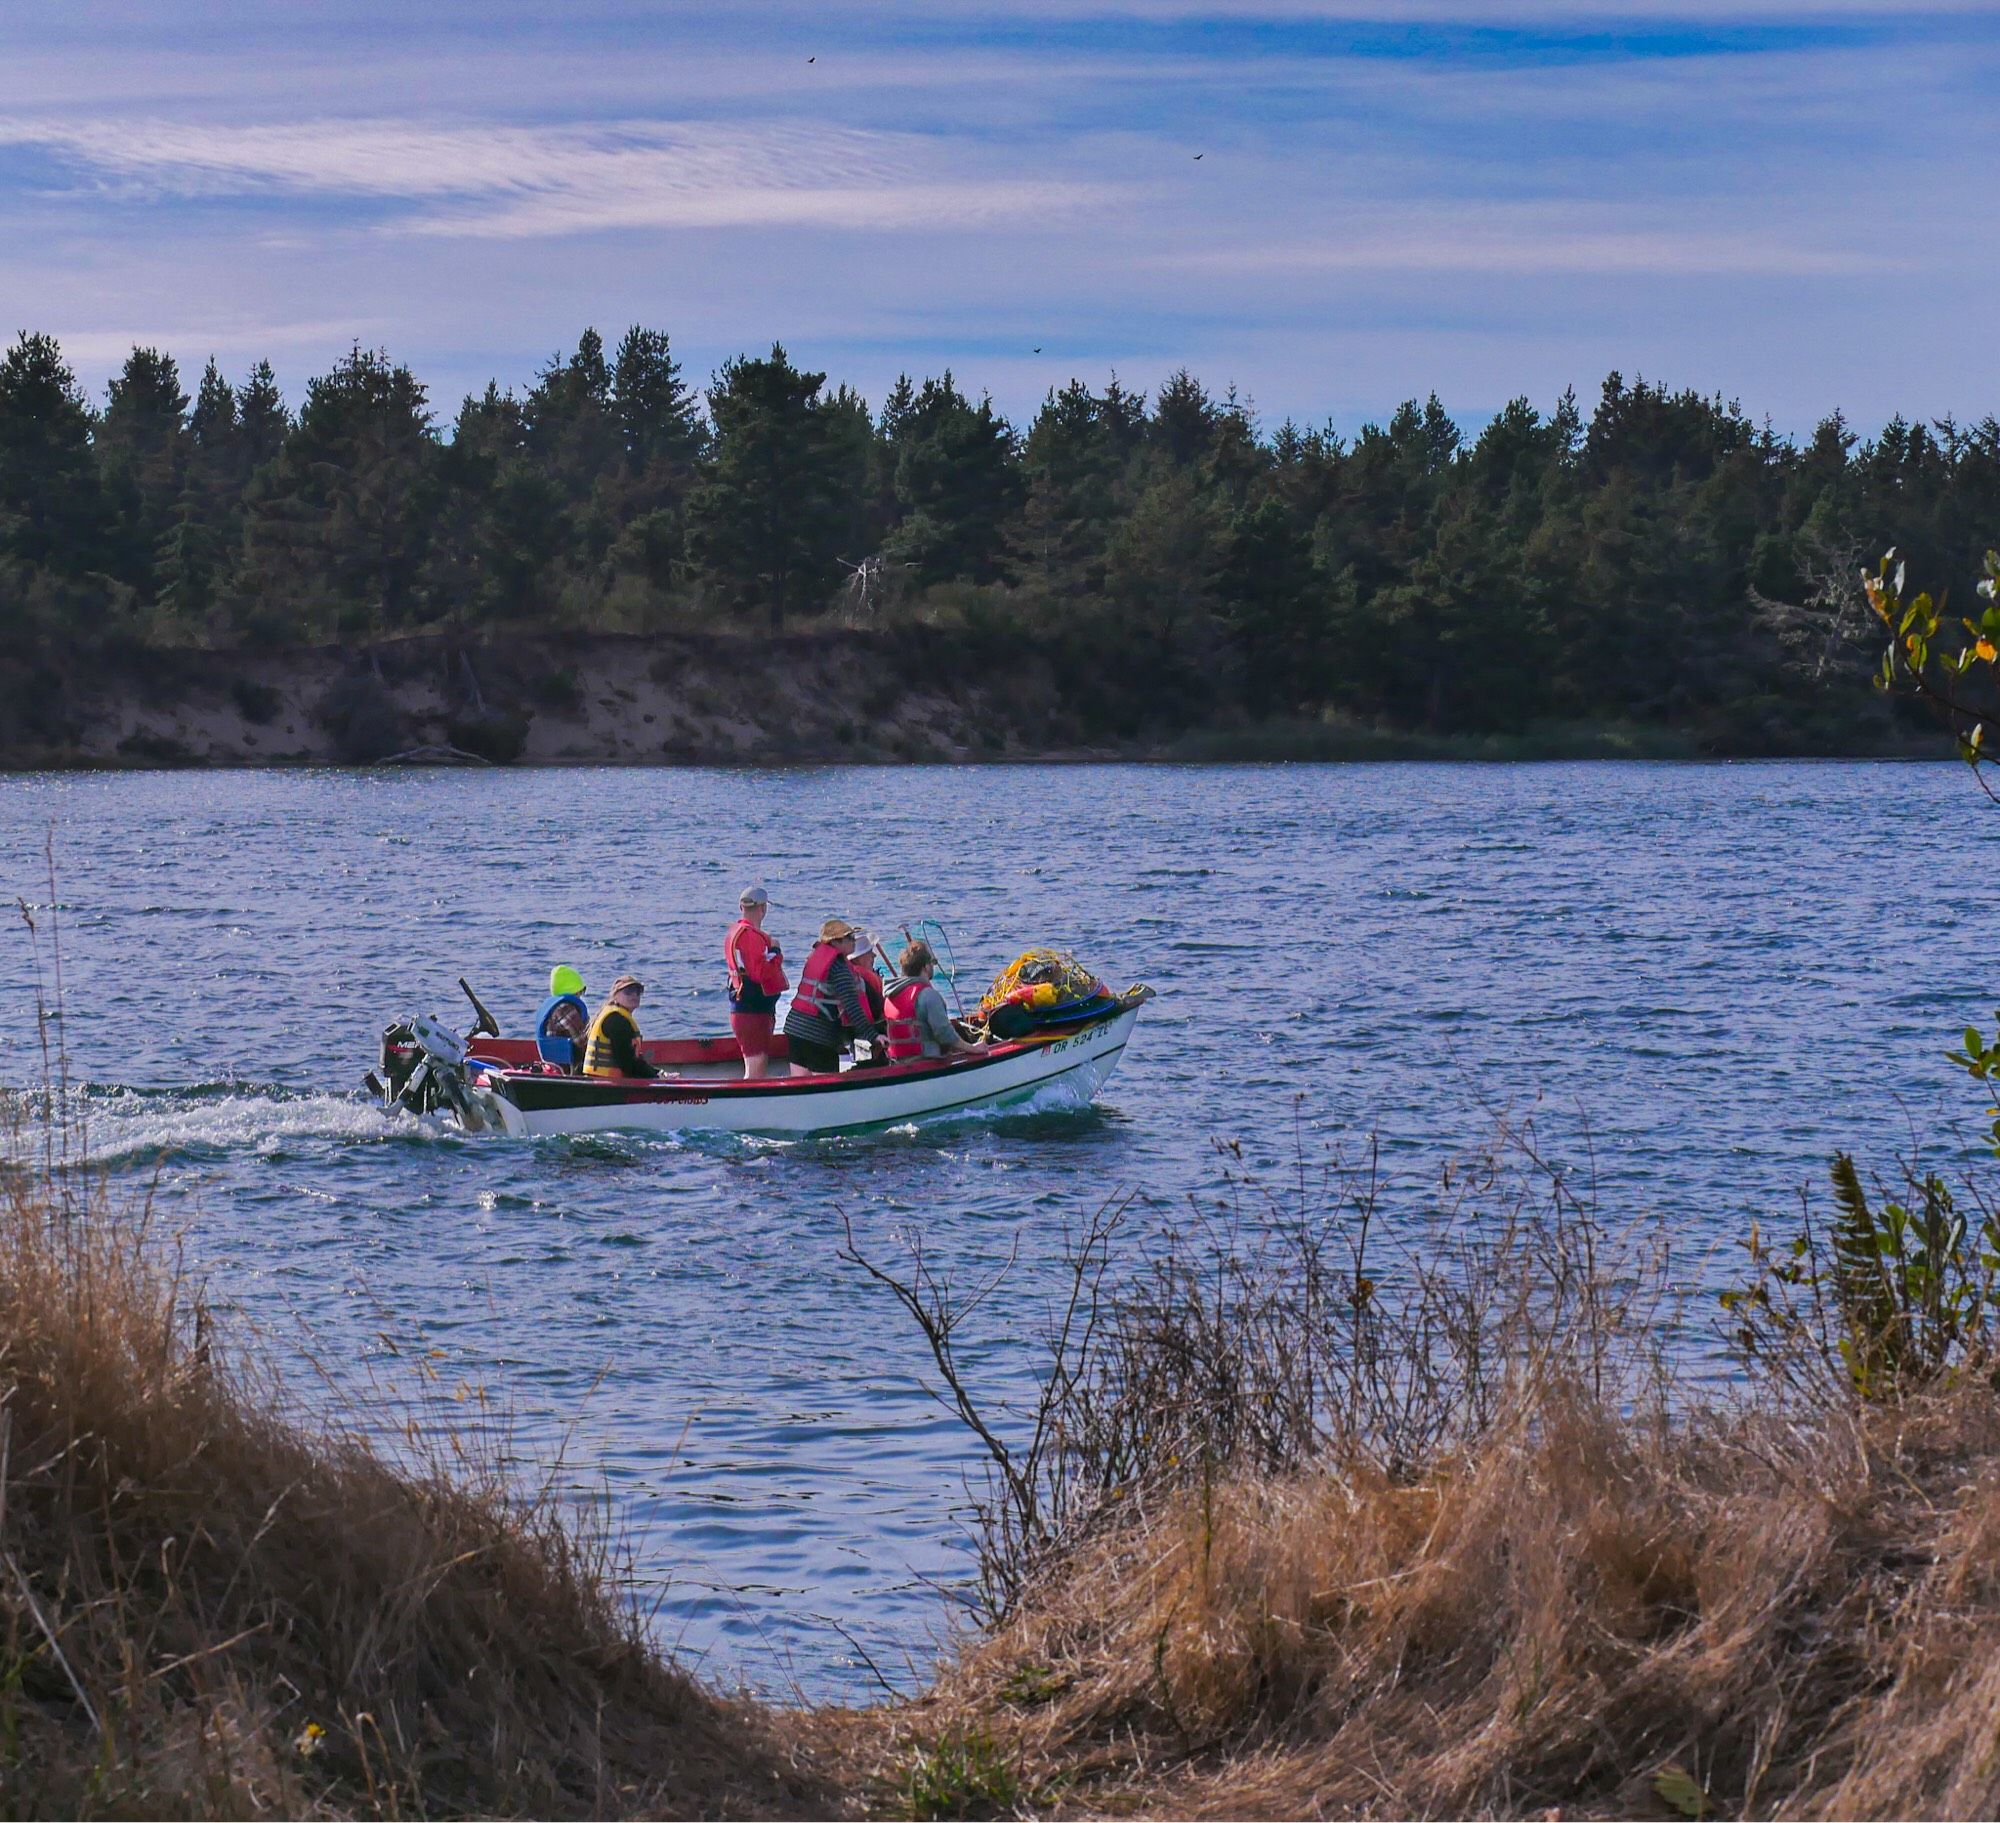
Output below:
[783,919,882,1074]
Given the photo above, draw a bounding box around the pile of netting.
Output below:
[975,947,1118,1038]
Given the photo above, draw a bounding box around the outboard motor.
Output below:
[409,1012,489,1129]
[366,1008,491,1131]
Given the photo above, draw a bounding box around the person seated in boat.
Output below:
[885,940,987,1062]
[535,965,590,1071]
[723,885,788,1080]
[848,927,888,1020]
[843,929,894,1066]
[584,975,660,1079]
[784,919,881,1075]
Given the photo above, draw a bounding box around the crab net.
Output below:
[974,947,1118,1035]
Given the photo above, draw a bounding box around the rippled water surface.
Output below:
[2,763,1992,1697]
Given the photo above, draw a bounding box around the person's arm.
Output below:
[614,1012,658,1078]
[919,986,974,1054]
[756,932,788,995]
[829,958,874,1033]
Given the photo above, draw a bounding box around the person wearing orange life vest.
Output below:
[723,885,788,1079]
[783,919,881,1075]
[885,939,987,1062]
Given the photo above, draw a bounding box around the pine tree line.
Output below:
[3,326,1997,748]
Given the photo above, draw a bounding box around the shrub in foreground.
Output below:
[845,1111,2000,1818]
[0,1131,826,1818]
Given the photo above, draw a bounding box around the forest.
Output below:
[3,325,1998,753]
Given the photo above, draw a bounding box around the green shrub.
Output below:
[314,673,406,763]
[529,666,583,712]
[115,729,198,766]
[1725,1147,2000,1400]
[446,709,532,764]
[896,1729,1019,1821]
[229,677,283,724]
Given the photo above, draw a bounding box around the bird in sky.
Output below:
[1033,346,1043,353]
[1193,153,1204,160]
[807,55,816,63]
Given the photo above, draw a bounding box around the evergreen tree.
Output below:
[0,333,105,575]
[880,374,1022,586]
[237,362,290,471]
[0,320,1983,754]
[97,347,192,600]
[686,344,866,631]
[189,359,238,453]
[239,345,435,636]
[611,326,702,475]
[154,495,222,633]
[523,329,622,498]
[428,384,569,623]
[1217,496,1325,713]
[1104,468,1224,664]
[1151,368,1219,468]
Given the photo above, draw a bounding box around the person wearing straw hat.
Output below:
[584,975,660,1079]
[783,919,880,1075]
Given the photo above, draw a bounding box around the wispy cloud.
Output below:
[0,4,1991,432]
[0,116,1108,239]
[1152,197,1874,279]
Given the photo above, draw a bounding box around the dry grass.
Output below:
[850,1385,2000,1819]
[0,1143,831,1818]
[824,1120,2000,1819]
[13,1066,2000,1816]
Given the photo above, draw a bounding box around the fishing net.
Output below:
[976,948,1114,1019]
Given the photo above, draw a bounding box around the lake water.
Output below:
[2,762,1994,1699]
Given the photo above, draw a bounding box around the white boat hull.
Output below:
[478,1007,1140,1139]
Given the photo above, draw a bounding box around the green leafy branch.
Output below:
[1724,1152,2000,1401]
[1865,546,2000,796]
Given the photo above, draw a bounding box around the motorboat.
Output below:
[370,984,1150,1139]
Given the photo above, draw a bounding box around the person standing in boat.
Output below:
[723,885,788,1079]
[886,940,987,1061]
[784,919,880,1075]
[584,975,660,1079]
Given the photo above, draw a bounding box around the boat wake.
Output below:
[10,1082,454,1171]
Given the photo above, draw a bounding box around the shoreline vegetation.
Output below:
[14,1078,2000,1817]
[6,328,1998,768]
[3,626,1949,771]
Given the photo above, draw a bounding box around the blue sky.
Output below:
[2,1,1995,437]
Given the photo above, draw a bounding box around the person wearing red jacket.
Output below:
[784,919,880,1074]
[723,885,789,1078]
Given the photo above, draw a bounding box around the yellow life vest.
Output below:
[584,1001,641,1078]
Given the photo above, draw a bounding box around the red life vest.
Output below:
[791,941,843,1022]
[724,919,786,1013]
[850,955,885,1023]
[885,976,928,1060]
